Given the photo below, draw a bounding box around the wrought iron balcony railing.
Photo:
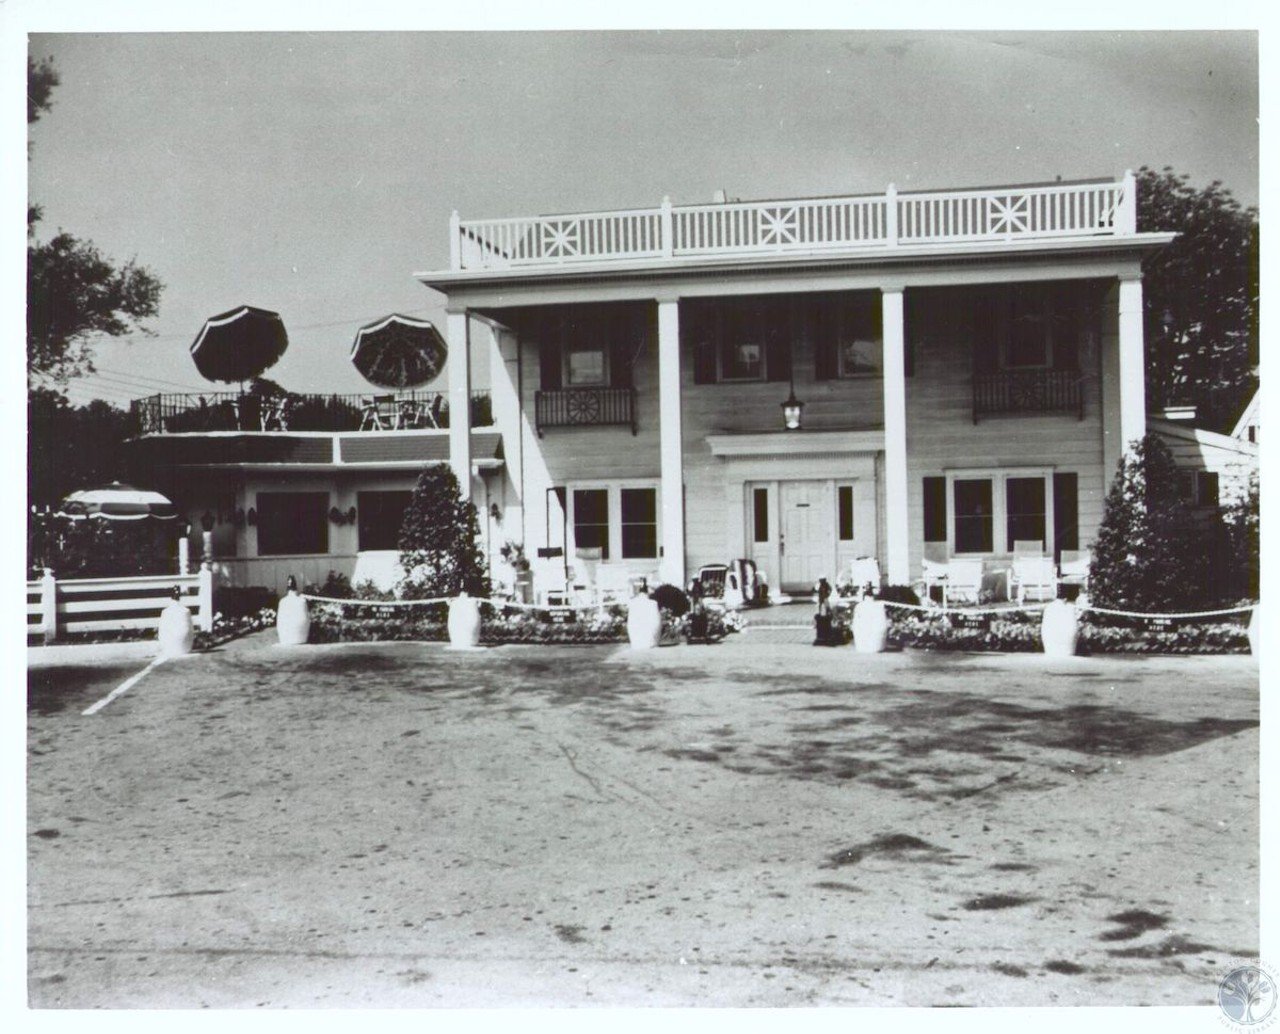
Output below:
[131,390,493,435]
[535,387,636,436]
[972,370,1084,423]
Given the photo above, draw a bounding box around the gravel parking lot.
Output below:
[27,636,1260,1008]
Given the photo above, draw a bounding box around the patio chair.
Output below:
[848,556,881,596]
[696,564,729,598]
[359,395,399,430]
[1009,554,1058,603]
[260,396,291,431]
[596,566,635,605]
[1058,550,1091,592]
[941,558,984,607]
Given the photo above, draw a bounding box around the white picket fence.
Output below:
[27,566,214,644]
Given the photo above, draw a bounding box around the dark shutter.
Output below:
[1052,472,1078,561]
[609,310,634,388]
[686,301,718,384]
[1051,285,1080,371]
[538,316,562,390]
[971,289,999,374]
[813,295,837,381]
[923,476,947,543]
[765,297,791,382]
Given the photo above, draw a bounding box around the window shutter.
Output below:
[923,476,947,543]
[1051,285,1081,371]
[1052,472,1078,561]
[765,298,791,382]
[685,301,718,385]
[538,316,562,390]
[609,312,634,388]
[971,290,999,374]
[813,296,836,381]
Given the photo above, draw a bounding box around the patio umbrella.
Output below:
[350,314,448,389]
[190,305,289,385]
[58,482,178,521]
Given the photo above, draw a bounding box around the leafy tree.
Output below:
[1137,166,1258,433]
[1088,433,1208,612]
[28,389,140,511]
[397,465,490,599]
[1220,470,1259,602]
[27,54,164,393]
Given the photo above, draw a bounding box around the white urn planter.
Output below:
[158,589,195,657]
[852,599,889,654]
[1040,599,1079,658]
[626,594,661,650]
[447,593,482,649]
[276,577,311,646]
[1247,605,1260,657]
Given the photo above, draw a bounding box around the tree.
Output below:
[397,465,490,599]
[1136,166,1258,433]
[1087,433,1208,612]
[27,55,164,393]
[28,389,140,511]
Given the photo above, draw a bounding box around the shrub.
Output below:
[650,583,690,616]
[397,465,490,599]
[876,584,920,607]
[305,570,353,599]
[1088,433,1209,613]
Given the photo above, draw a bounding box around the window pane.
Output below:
[620,488,657,559]
[753,488,769,543]
[256,492,329,556]
[720,302,766,380]
[568,348,605,385]
[357,491,412,552]
[1005,477,1046,552]
[838,296,882,375]
[837,485,854,540]
[953,479,993,553]
[573,489,610,560]
[722,340,763,379]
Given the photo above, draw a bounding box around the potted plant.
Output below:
[501,541,534,603]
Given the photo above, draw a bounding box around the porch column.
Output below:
[657,297,685,587]
[1118,274,1146,454]
[881,287,910,585]
[446,308,472,500]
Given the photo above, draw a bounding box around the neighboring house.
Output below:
[1231,389,1259,446]
[1148,415,1259,515]
[131,173,1174,598]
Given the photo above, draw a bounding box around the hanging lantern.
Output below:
[781,386,804,430]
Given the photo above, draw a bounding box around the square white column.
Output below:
[1118,275,1147,452]
[881,288,909,584]
[447,309,472,500]
[657,298,685,587]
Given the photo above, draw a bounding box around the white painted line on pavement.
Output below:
[81,657,166,716]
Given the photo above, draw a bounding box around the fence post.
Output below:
[198,562,214,633]
[885,183,899,247]
[41,568,57,645]
[660,196,674,257]
[178,536,190,576]
[449,209,461,270]
[1118,169,1137,235]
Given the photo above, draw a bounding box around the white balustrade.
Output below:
[453,177,1135,270]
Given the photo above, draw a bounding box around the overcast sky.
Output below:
[24,29,1259,406]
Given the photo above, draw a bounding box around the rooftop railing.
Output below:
[452,173,1136,271]
[131,390,493,436]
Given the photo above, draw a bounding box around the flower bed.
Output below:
[884,606,1250,655]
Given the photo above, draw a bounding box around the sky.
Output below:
[19,26,1260,409]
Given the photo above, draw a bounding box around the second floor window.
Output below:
[974,282,1091,374]
[687,296,792,385]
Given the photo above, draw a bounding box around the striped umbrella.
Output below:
[58,482,179,521]
[190,305,289,385]
[350,314,447,389]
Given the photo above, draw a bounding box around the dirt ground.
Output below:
[27,635,1260,1008]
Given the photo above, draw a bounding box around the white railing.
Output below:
[452,172,1136,270]
[27,567,214,643]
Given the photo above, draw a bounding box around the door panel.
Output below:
[780,480,834,591]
